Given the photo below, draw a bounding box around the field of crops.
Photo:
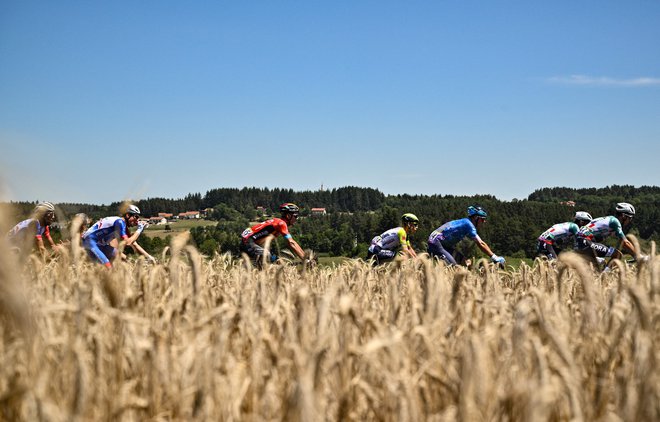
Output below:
[1,231,658,421]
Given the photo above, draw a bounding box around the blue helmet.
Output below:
[467,206,487,218]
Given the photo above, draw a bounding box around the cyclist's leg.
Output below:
[83,238,112,267]
[428,240,457,265]
[100,245,117,261]
[589,242,621,260]
[537,240,558,260]
[375,248,397,264]
[575,238,619,267]
[244,239,277,267]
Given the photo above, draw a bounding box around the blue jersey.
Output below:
[82,217,129,246]
[428,218,480,248]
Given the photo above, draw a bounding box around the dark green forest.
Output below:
[3,185,659,259]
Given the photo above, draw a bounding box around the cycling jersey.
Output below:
[577,216,625,242]
[370,227,409,251]
[538,222,579,247]
[428,218,480,248]
[82,217,129,246]
[7,218,51,244]
[241,218,291,243]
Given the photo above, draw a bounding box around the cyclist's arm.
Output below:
[619,237,636,256]
[129,241,156,262]
[124,230,141,246]
[35,236,48,260]
[285,237,306,260]
[397,228,416,258]
[472,235,496,257]
[402,243,417,258]
[114,219,140,246]
[44,228,62,253]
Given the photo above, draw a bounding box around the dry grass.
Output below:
[1,224,659,420]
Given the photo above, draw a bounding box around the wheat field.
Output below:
[1,227,658,421]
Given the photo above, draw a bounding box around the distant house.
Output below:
[179,211,201,219]
[149,216,167,225]
[158,212,174,219]
[311,207,327,216]
[560,201,576,207]
[201,208,214,217]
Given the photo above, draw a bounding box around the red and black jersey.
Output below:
[241,218,291,243]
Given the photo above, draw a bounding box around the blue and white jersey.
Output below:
[428,218,480,248]
[7,218,47,243]
[82,217,129,246]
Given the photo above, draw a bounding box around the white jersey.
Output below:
[371,227,410,250]
[538,222,579,247]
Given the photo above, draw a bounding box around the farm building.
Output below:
[179,211,201,219]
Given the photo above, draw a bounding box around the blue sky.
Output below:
[1,1,659,204]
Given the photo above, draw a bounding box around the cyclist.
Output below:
[366,213,419,265]
[82,204,152,267]
[427,205,505,266]
[574,202,640,268]
[240,203,307,266]
[7,201,61,259]
[537,211,592,260]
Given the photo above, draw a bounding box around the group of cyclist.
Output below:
[5,199,644,270]
[537,202,641,267]
[6,202,155,267]
[365,202,642,269]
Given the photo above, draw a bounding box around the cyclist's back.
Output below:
[82,217,129,245]
[372,227,409,250]
[429,218,478,249]
[577,216,623,242]
[241,218,290,245]
[8,218,48,244]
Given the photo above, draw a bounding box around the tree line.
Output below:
[2,185,658,259]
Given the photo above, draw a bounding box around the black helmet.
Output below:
[279,203,300,214]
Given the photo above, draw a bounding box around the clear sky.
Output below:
[1,1,659,204]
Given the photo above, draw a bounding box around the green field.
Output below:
[143,219,216,238]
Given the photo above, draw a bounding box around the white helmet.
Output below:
[574,211,592,222]
[126,204,141,216]
[615,202,635,217]
[34,201,55,213]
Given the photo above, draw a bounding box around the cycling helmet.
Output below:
[126,204,141,216]
[574,211,592,222]
[402,213,419,224]
[279,203,300,214]
[34,201,55,213]
[467,205,488,218]
[615,202,635,217]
